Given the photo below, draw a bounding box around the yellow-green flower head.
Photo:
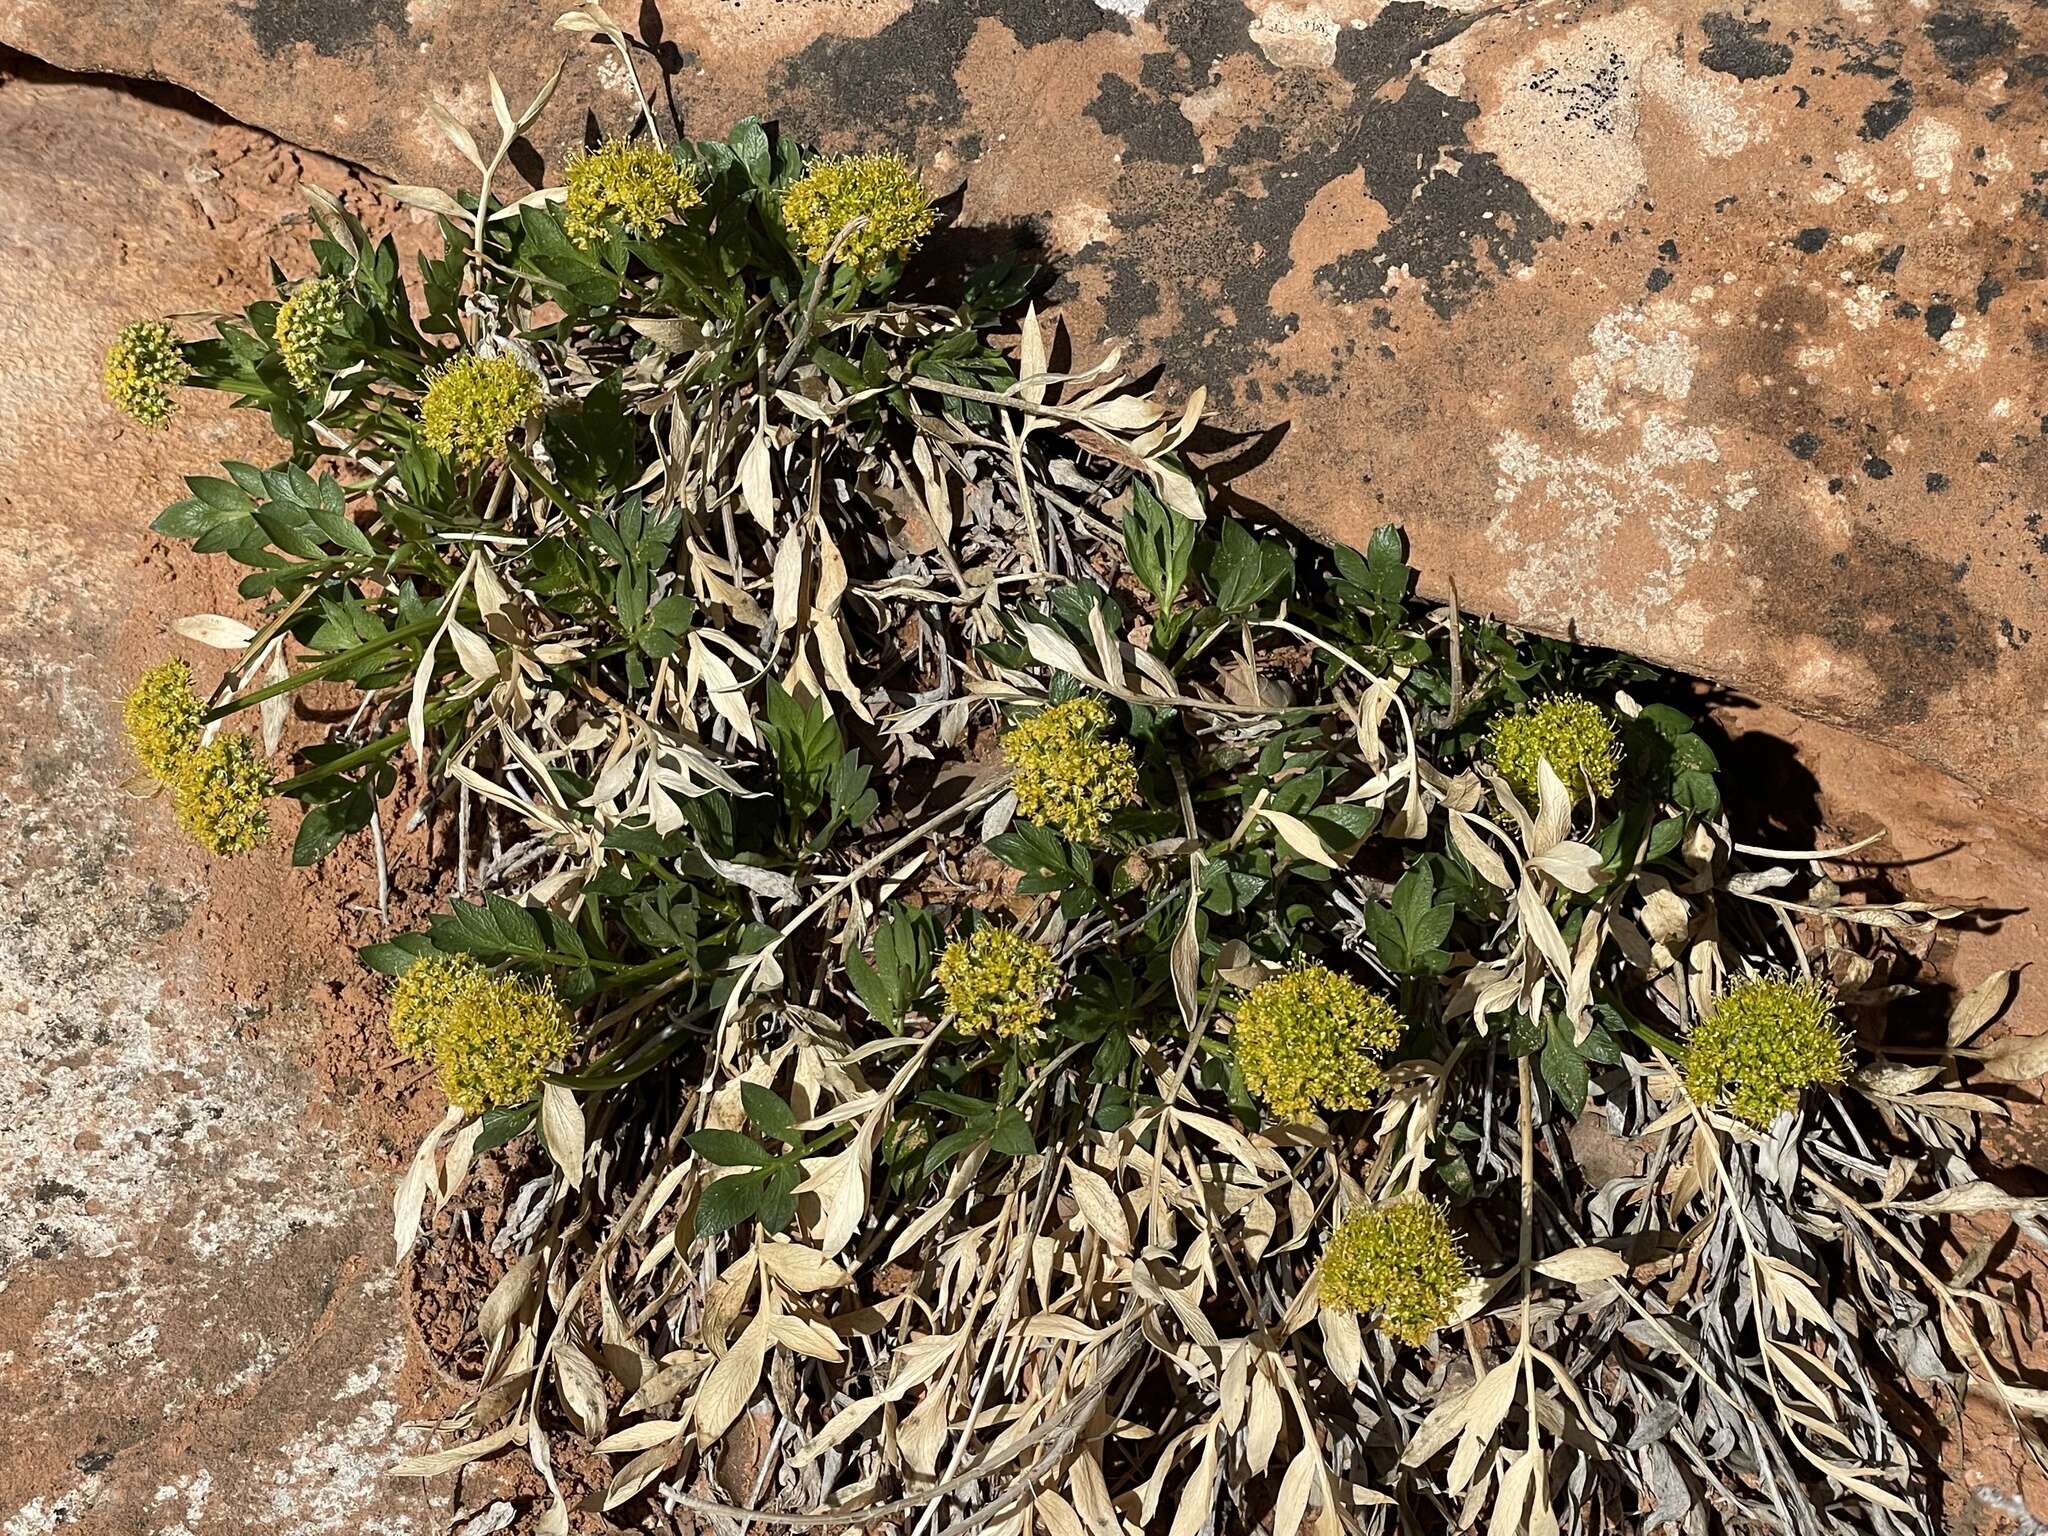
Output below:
[419,352,543,468]
[781,151,935,273]
[1318,1197,1472,1345]
[562,139,701,246]
[275,276,347,393]
[1484,693,1621,808]
[1683,972,1850,1127]
[104,320,184,429]
[1233,965,1403,1120]
[937,927,1058,1039]
[124,658,205,782]
[430,968,576,1114]
[171,734,273,856]
[386,953,485,1058]
[1003,697,1139,846]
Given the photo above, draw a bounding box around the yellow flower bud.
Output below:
[419,353,543,468]
[171,735,273,856]
[124,659,205,782]
[104,320,183,428]
[1684,972,1849,1127]
[386,953,485,1058]
[431,970,576,1114]
[276,276,347,394]
[1484,693,1620,807]
[562,140,701,247]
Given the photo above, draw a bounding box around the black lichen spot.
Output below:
[1926,471,1950,492]
[1877,244,1907,274]
[1788,431,1823,460]
[1926,8,2019,81]
[1320,79,1559,319]
[1794,226,1830,253]
[1860,82,1915,140]
[1865,455,1894,478]
[1647,267,1674,292]
[1976,274,2004,313]
[1805,24,1904,79]
[1086,73,1203,168]
[1700,13,1792,79]
[770,0,1108,142]
[1659,238,1681,261]
[1895,299,1922,320]
[1925,302,1958,338]
[230,0,406,57]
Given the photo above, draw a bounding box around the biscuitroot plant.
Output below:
[114,16,2044,1535]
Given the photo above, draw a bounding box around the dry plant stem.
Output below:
[769,217,865,390]
[1804,1164,2034,1443]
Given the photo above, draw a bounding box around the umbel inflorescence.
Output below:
[388,954,576,1113]
[275,276,347,394]
[123,660,273,856]
[1232,965,1404,1119]
[123,658,204,781]
[1684,972,1850,1127]
[780,151,935,272]
[563,139,702,246]
[104,320,184,429]
[1485,692,1621,807]
[937,928,1058,1039]
[1318,1197,1472,1344]
[1002,696,1139,846]
[419,352,545,468]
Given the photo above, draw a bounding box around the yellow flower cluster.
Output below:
[125,660,274,856]
[276,276,346,394]
[388,954,576,1113]
[937,928,1057,1039]
[419,352,543,468]
[781,151,935,273]
[1318,1197,1471,1345]
[1002,697,1139,846]
[1233,965,1403,1120]
[124,658,205,781]
[563,140,702,246]
[171,735,274,856]
[1683,973,1849,1127]
[104,320,184,429]
[1485,693,1620,808]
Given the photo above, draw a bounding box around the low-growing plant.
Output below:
[112,13,2044,1534]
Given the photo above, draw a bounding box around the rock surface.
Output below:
[0,64,432,1536]
[1,0,2044,824]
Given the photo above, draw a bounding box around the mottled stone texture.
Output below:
[2,0,2045,818]
[0,66,427,1536]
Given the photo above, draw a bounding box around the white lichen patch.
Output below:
[1901,118,1962,192]
[1571,305,1699,434]
[1469,8,1764,225]
[1485,301,1755,658]
[261,1334,424,1536]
